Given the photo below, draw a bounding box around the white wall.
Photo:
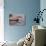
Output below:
[40,0,46,27]
[40,0,46,45]
[0,0,4,42]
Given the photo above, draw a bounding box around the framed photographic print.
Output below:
[9,14,26,26]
